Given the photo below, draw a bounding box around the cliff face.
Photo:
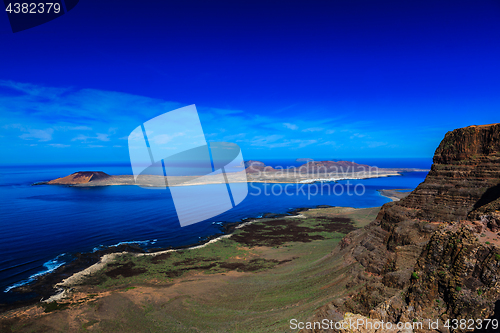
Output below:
[396,123,500,222]
[407,226,500,322]
[305,124,500,333]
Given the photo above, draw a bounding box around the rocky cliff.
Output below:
[395,124,500,222]
[305,124,500,333]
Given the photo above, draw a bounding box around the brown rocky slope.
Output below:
[47,171,111,185]
[305,123,500,332]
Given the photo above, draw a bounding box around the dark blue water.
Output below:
[0,159,430,304]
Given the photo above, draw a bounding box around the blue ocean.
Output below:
[0,158,431,305]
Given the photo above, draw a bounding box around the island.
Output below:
[42,160,428,187]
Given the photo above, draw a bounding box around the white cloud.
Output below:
[19,128,54,142]
[350,133,366,139]
[326,129,335,134]
[72,133,110,142]
[150,132,185,145]
[208,107,244,115]
[367,141,387,148]
[221,133,246,141]
[96,133,110,141]
[250,135,283,147]
[53,125,93,131]
[293,139,317,148]
[73,126,93,131]
[249,135,317,149]
[72,134,88,142]
[283,123,298,130]
[49,143,70,148]
[302,127,323,132]
[121,130,153,141]
[0,80,70,99]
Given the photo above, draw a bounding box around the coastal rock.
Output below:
[47,171,111,185]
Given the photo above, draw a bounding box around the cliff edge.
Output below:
[306,123,500,332]
[395,123,500,222]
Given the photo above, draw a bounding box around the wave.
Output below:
[92,239,158,253]
[4,240,161,293]
[4,254,70,293]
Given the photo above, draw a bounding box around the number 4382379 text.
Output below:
[6,3,62,14]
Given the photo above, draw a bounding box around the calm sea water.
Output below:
[0,158,431,304]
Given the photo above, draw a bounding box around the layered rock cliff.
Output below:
[305,123,500,333]
[394,123,500,222]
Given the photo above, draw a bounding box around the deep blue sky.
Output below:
[1,0,499,164]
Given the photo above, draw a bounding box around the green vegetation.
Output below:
[81,320,99,331]
[42,301,70,313]
[84,213,365,291]
[456,286,462,291]
[411,272,419,280]
[494,254,500,261]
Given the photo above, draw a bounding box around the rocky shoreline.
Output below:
[0,205,328,314]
